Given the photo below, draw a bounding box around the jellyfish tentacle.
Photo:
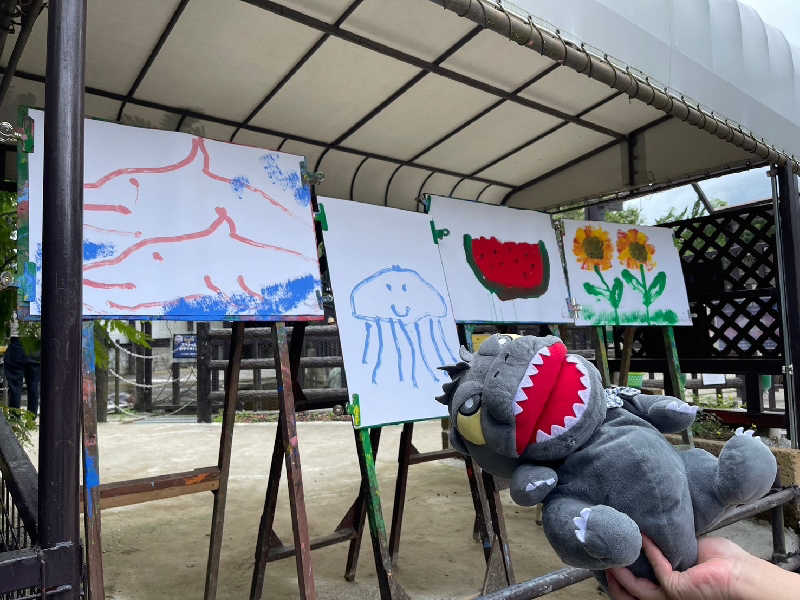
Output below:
[414,320,439,382]
[388,319,404,382]
[372,319,384,384]
[428,317,446,366]
[437,318,458,363]
[397,320,418,388]
[361,321,372,364]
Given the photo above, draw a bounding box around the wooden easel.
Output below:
[383,322,519,594]
[79,320,248,600]
[248,321,411,600]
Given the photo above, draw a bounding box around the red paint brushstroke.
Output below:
[85,204,132,215]
[83,137,305,222]
[83,279,136,290]
[237,275,263,300]
[152,252,164,261]
[83,207,312,273]
[204,275,222,295]
[129,178,140,203]
[84,224,142,237]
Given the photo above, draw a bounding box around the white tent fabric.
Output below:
[0,0,796,211]
[515,0,800,161]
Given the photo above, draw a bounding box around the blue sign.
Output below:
[173,334,197,360]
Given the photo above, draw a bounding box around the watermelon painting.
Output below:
[463,234,550,301]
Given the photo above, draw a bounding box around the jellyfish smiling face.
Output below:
[350,265,457,388]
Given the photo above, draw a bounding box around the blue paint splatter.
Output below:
[163,274,320,318]
[231,175,249,199]
[84,450,100,515]
[261,154,310,207]
[83,241,115,261]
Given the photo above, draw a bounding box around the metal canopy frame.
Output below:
[0,0,641,207]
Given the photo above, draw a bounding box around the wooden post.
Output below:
[592,326,611,386]
[197,322,211,423]
[355,427,410,600]
[618,327,636,386]
[662,326,693,447]
[143,321,152,411]
[388,422,413,564]
[172,362,180,407]
[204,322,244,600]
[81,322,105,599]
[274,322,316,598]
[134,323,145,411]
[113,345,120,413]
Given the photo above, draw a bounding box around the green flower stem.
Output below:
[594,265,619,325]
[640,264,650,323]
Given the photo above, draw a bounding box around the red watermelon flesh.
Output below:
[464,235,550,301]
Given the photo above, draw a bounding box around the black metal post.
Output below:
[38,0,87,597]
[775,164,800,446]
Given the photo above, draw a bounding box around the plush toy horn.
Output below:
[459,346,474,362]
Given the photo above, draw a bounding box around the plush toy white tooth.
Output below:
[540,346,551,356]
[580,375,591,389]
[532,353,544,365]
[536,429,551,443]
[573,403,586,418]
[574,362,588,375]
[565,355,579,364]
[564,416,578,429]
[525,479,554,491]
[513,402,523,416]
[526,365,539,377]
[514,388,527,403]
[550,424,567,437]
[577,389,590,403]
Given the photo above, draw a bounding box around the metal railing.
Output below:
[0,412,39,598]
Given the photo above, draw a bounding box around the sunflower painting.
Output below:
[616,229,666,323]
[573,226,623,324]
[563,221,690,326]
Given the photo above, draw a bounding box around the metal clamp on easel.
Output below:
[301,165,325,187]
[430,220,450,244]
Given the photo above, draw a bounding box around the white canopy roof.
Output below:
[0,0,796,211]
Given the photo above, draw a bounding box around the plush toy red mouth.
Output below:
[513,342,591,455]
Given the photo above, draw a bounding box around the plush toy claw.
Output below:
[437,334,777,584]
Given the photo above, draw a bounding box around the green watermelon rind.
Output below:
[463,234,550,301]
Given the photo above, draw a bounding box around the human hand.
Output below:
[606,535,751,600]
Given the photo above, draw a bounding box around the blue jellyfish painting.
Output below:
[350,265,458,387]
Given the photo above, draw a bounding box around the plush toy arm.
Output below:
[621,392,699,433]
[542,496,642,570]
[509,465,558,506]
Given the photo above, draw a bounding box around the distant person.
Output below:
[4,312,40,416]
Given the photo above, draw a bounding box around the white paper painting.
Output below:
[320,197,459,428]
[427,195,571,323]
[562,220,692,326]
[24,109,322,319]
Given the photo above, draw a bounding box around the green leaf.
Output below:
[610,278,623,308]
[648,271,667,300]
[621,269,644,291]
[583,282,607,297]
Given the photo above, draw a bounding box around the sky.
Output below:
[626,0,798,224]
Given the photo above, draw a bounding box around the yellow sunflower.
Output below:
[573,226,612,271]
[616,229,656,271]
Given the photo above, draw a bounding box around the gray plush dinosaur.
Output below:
[437,333,776,582]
